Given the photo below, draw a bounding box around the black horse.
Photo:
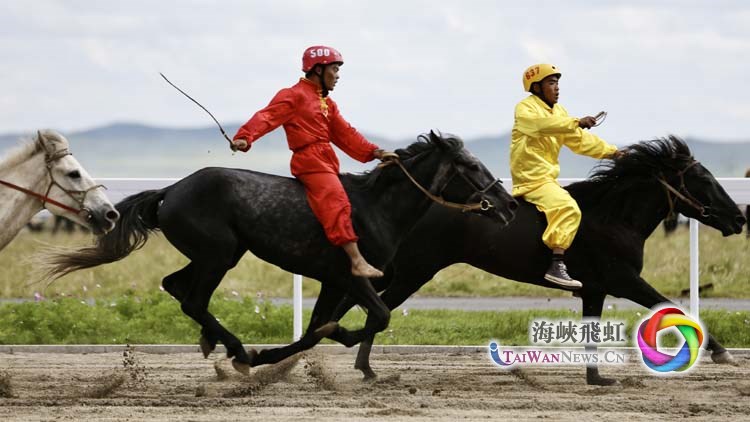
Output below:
[42,131,518,372]
[328,136,746,385]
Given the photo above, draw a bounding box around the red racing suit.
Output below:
[233,78,379,245]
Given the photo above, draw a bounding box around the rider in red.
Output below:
[232,45,395,278]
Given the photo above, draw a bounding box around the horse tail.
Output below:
[39,189,166,280]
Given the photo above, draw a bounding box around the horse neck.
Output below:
[593,178,671,239]
[0,152,48,249]
[372,155,452,240]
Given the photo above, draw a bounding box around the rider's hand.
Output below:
[231,138,248,152]
[373,149,399,161]
[578,116,597,129]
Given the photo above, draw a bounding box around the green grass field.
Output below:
[2,227,748,346]
[1,224,747,300]
[1,292,748,347]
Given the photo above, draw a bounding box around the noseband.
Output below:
[657,160,709,219]
[0,135,105,219]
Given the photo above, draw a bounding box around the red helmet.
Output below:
[302,45,344,72]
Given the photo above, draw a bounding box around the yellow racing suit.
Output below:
[510,95,617,249]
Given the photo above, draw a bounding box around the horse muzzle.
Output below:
[86,206,120,235]
[713,211,746,237]
[472,193,518,226]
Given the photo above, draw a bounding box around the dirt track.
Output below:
[1,349,749,421]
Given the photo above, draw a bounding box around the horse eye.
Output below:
[67,170,81,179]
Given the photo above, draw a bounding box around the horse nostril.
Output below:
[737,215,747,226]
[106,209,120,222]
[508,200,519,211]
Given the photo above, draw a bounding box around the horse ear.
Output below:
[37,130,50,153]
[430,130,449,149]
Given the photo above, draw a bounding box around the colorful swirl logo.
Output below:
[636,307,704,373]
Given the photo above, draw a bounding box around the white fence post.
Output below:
[293,274,303,341]
[689,219,700,317]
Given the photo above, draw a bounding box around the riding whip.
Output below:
[159,73,235,148]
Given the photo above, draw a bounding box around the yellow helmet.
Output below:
[522,63,561,92]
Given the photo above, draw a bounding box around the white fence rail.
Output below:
[97,178,750,339]
[97,177,750,209]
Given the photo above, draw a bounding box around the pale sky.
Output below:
[1,0,749,143]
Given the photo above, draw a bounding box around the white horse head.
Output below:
[0,130,119,249]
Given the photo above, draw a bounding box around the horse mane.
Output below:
[345,131,464,190]
[0,139,41,175]
[567,135,694,217]
[0,130,71,175]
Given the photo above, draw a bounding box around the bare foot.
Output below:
[351,261,384,278]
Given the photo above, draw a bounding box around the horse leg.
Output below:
[162,263,194,302]
[178,254,253,372]
[579,289,617,386]
[326,275,394,354]
[614,275,734,365]
[249,282,348,367]
[329,271,393,322]
[329,294,359,322]
[327,263,438,379]
[305,283,347,339]
[326,271,393,344]
[349,277,426,380]
[325,290,381,380]
[162,262,217,357]
[255,275,391,365]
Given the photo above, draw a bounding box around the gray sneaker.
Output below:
[544,260,583,290]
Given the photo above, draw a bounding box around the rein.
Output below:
[0,134,105,218]
[657,160,708,218]
[382,158,496,212]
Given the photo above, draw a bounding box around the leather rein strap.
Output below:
[384,158,494,212]
[0,178,82,214]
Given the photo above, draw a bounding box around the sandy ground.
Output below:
[1,348,749,421]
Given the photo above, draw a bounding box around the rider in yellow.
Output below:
[511,64,619,289]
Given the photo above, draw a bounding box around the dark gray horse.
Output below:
[329,136,746,385]
[41,131,518,372]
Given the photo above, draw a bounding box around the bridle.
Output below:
[381,156,501,213]
[657,160,709,219]
[0,134,105,219]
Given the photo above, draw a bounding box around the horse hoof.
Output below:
[711,350,737,365]
[248,348,259,366]
[358,367,377,381]
[199,336,215,359]
[232,359,251,376]
[587,376,618,386]
[314,322,339,339]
